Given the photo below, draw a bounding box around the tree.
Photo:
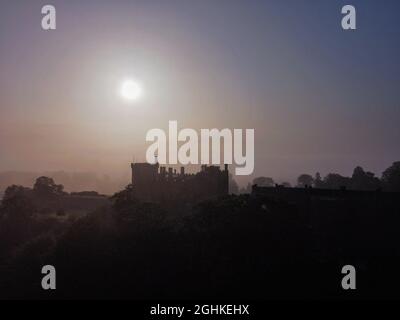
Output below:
[314,172,323,188]
[33,176,65,198]
[3,185,31,200]
[110,184,135,212]
[253,177,275,187]
[111,184,166,229]
[297,174,314,188]
[351,166,380,191]
[382,162,400,192]
[0,185,35,220]
[239,183,252,194]
[323,173,351,190]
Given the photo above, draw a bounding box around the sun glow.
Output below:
[120,80,143,101]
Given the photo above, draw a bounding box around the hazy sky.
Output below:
[1,0,399,185]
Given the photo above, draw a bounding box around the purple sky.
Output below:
[1,0,400,187]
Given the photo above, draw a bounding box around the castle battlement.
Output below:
[130,163,229,203]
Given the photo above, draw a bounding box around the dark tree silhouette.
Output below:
[239,182,252,194]
[322,173,351,190]
[281,182,292,188]
[111,184,166,231]
[0,185,35,220]
[1,164,400,300]
[33,176,65,199]
[382,161,400,192]
[351,166,381,191]
[314,172,323,188]
[110,184,135,211]
[297,174,314,188]
[253,176,274,187]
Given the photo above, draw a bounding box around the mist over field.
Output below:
[0,171,128,195]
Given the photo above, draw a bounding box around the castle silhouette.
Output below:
[130,162,229,203]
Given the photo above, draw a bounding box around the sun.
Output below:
[120,80,143,101]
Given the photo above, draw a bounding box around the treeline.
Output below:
[2,180,400,299]
[0,171,126,195]
[0,176,107,220]
[1,166,400,298]
[231,161,400,193]
[0,176,108,263]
